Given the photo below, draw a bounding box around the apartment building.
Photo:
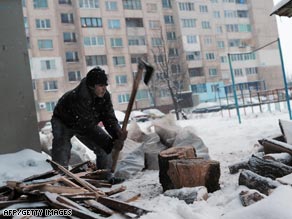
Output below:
[21,0,282,123]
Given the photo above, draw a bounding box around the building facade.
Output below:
[22,0,282,123]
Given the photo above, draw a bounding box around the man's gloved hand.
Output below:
[112,129,128,151]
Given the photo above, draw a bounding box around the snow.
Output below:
[2,103,292,218]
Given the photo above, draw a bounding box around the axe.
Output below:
[111,59,154,173]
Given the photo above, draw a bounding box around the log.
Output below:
[158,146,196,191]
[168,159,220,192]
[228,160,249,174]
[263,152,292,165]
[239,190,265,207]
[248,155,292,179]
[85,199,114,216]
[238,170,281,195]
[259,138,292,155]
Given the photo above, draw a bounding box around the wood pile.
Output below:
[0,159,149,218]
[228,120,292,207]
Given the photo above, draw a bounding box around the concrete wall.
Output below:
[0,0,40,154]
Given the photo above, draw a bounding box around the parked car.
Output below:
[41,121,52,134]
[143,108,165,119]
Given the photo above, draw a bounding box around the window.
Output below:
[211,0,218,2]
[236,0,247,4]
[68,71,81,81]
[131,54,147,63]
[220,56,227,63]
[187,35,197,44]
[217,41,225,48]
[179,2,194,11]
[206,52,215,60]
[66,51,79,62]
[110,38,123,47]
[186,51,201,60]
[81,17,102,27]
[191,83,207,93]
[61,13,74,24]
[209,68,217,76]
[83,36,104,46]
[216,26,223,34]
[63,32,76,43]
[171,64,181,73]
[202,21,211,29]
[189,68,204,77]
[149,20,160,29]
[38,40,53,50]
[154,54,164,63]
[79,0,99,8]
[44,81,58,91]
[199,5,208,13]
[159,89,170,97]
[245,67,258,75]
[234,68,243,77]
[59,0,72,4]
[41,60,56,70]
[22,0,26,7]
[116,75,127,85]
[147,3,157,12]
[151,38,162,47]
[213,11,220,18]
[162,0,171,8]
[125,18,143,27]
[86,55,107,66]
[106,1,117,10]
[169,48,179,57]
[226,24,239,32]
[204,37,212,45]
[123,0,141,10]
[238,24,251,32]
[182,19,196,28]
[128,36,146,46]
[237,10,248,18]
[164,15,174,24]
[113,56,126,66]
[33,0,48,8]
[167,32,176,40]
[136,90,149,100]
[118,93,130,103]
[224,10,237,18]
[46,102,56,112]
[36,19,51,29]
[24,17,29,29]
[108,19,120,29]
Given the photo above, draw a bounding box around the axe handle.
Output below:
[111,65,144,173]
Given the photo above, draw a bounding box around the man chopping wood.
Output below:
[51,66,127,183]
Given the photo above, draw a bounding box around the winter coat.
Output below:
[53,78,121,139]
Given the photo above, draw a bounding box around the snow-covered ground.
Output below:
[1,102,292,218]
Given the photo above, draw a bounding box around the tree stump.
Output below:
[167,159,220,192]
[158,146,196,191]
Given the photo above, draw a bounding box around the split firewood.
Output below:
[97,196,150,216]
[82,169,111,180]
[167,158,220,192]
[259,138,292,155]
[105,185,127,196]
[83,179,112,188]
[46,159,105,197]
[239,190,265,206]
[239,170,281,195]
[70,160,93,173]
[228,160,249,174]
[22,170,58,182]
[44,192,101,219]
[263,152,292,165]
[85,199,114,216]
[248,155,292,179]
[112,191,141,203]
[159,146,196,191]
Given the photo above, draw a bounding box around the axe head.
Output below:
[138,59,154,85]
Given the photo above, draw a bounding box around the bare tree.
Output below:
[148,30,187,120]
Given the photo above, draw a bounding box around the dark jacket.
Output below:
[53,78,121,139]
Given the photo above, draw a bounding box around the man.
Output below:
[51,67,127,178]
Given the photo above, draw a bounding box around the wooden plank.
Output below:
[46,159,105,197]
[85,199,114,216]
[97,196,150,216]
[105,186,127,196]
